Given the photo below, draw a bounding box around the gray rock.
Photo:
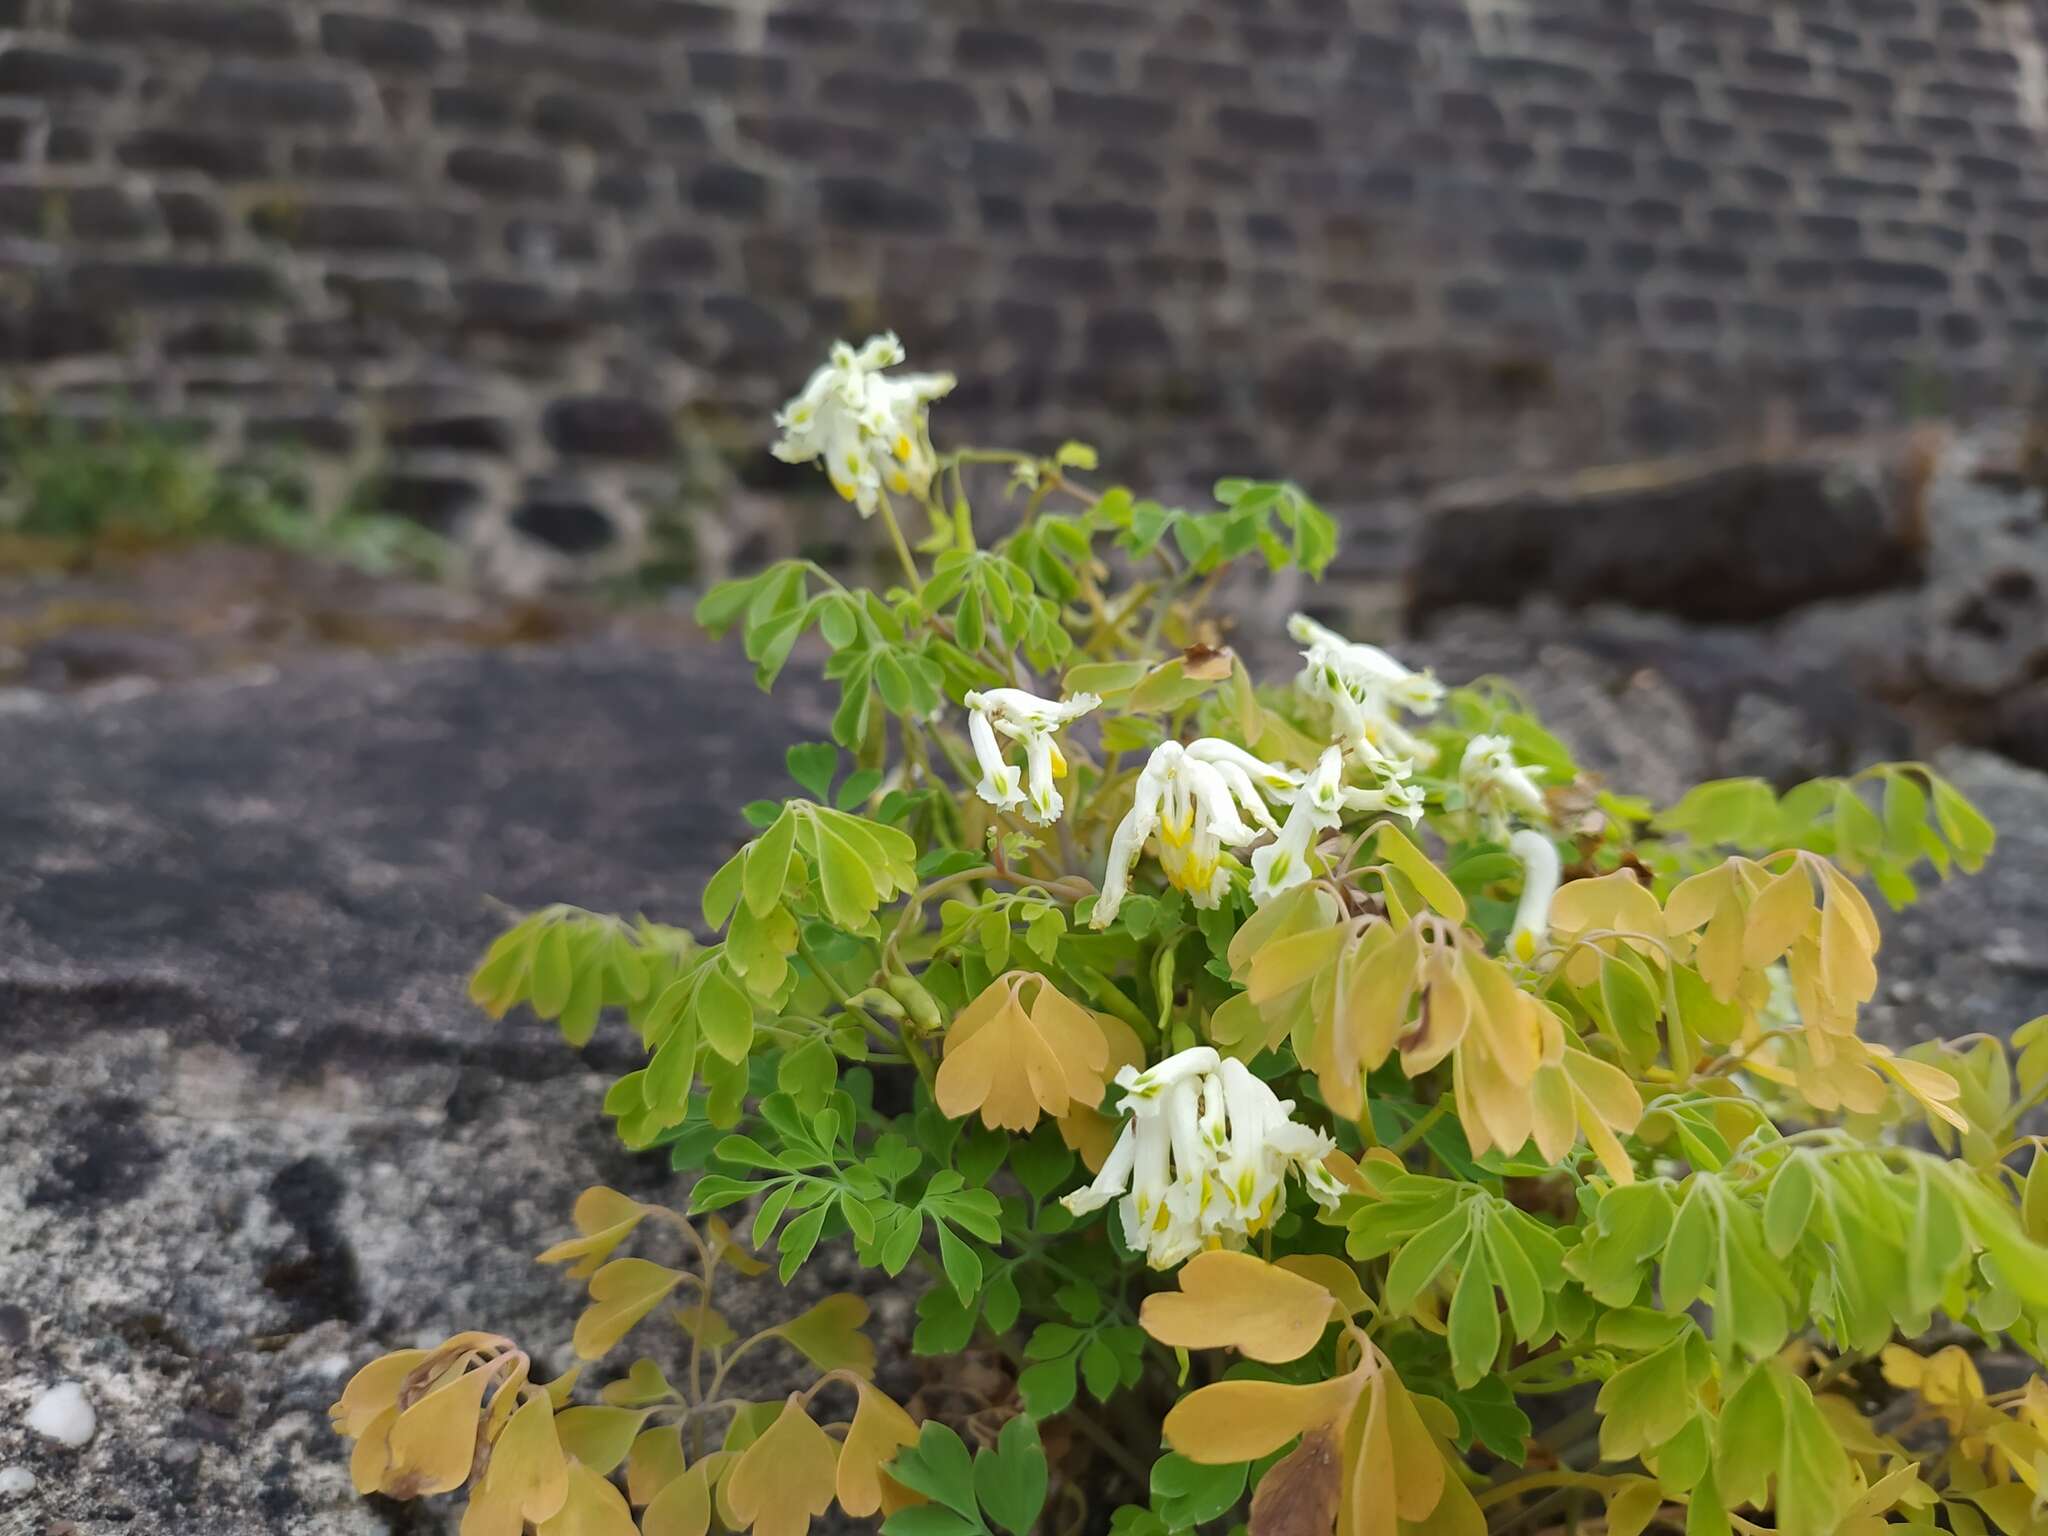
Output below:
[0,643,881,1533]
[1408,448,1923,626]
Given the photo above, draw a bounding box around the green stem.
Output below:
[875,493,923,597]
[1387,1098,1451,1156]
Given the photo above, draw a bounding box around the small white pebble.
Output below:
[0,1467,35,1496]
[27,1382,96,1447]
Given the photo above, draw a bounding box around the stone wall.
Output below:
[2,0,2047,584]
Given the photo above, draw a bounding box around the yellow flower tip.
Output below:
[1050,743,1068,777]
[888,471,910,493]
[1513,930,1536,962]
[832,478,857,503]
[894,434,913,460]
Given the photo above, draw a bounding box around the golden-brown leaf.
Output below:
[480,1394,569,1524]
[1375,824,1467,923]
[1164,1372,1366,1466]
[626,1425,687,1507]
[537,1187,650,1278]
[1276,1255,1372,1319]
[386,1365,493,1497]
[1250,1426,1342,1536]
[461,1491,523,1536]
[725,1398,841,1536]
[1742,864,1816,970]
[935,973,1110,1131]
[1141,1251,1337,1363]
[836,1381,923,1519]
[332,1349,430,1437]
[350,1405,398,1495]
[1550,870,1669,988]
[775,1294,877,1378]
[572,1258,685,1360]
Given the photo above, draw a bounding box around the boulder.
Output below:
[0,642,889,1533]
[1408,443,1926,626]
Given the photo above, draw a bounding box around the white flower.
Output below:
[1289,614,1442,769]
[771,333,955,517]
[1090,739,1295,926]
[1507,828,1560,963]
[1059,1046,1342,1269]
[1249,744,1346,905]
[963,687,1101,825]
[1461,733,1548,839]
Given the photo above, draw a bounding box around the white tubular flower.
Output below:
[1060,1049,1342,1268]
[770,333,956,517]
[1507,828,1561,964]
[1287,614,1445,716]
[1291,615,1443,770]
[1249,745,1346,905]
[1461,733,1548,839]
[961,688,1101,826]
[1091,740,1290,926]
[1115,1045,1220,1105]
[1341,775,1427,827]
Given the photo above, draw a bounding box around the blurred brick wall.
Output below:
[0,0,2044,581]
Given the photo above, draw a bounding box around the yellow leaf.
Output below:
[601,1358,679,1408]
[350,1404,398,1494]
[641,1463,713,1536]
[541,1365,583,1410]
[1331,922,1419,1090]
[386,1365,493,1497]
[837,1382,923,1519]
[573,1258,685,1360]
[538,1187,650,1278]
[1249,924,1349,1010]
[1665,865,1733,934]
[671,1303,736,1352]
[1382,1373,1447,1520]
[1868,1045,1969,1132]
[537,1461,638,1536]
[332,1349,429,1437]
[1228,883,1338,981]
[1164,1372,1367,1466]
[481,1395,570,1524]
[1276,1255,1372,1319]
[1056,1102,1125,1172]
[1550,869,1669,987]
[1694,885,1749,1002]
[1142,1251,1338,1363]
[724,1398,841,1536]
[935,973,1110,1131]
[775,1294,877,1378]
[554,1405,648,1477]
[1604,1478,1667,1536]
[1401,955,1473,1076]
[626,1425,687,1507]
[1743,864,1816,970]
[1375,823,1467,923]
[705,1213,770,1277]
[462,1491,523,1536]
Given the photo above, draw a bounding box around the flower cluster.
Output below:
[1291,612,1444,771]
[770,333,955,516]
[964,687,1102,826]
[1060,1046,1345,1268]
[1093,739,1293,923]
[1460,732,1549,841]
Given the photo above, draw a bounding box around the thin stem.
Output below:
[1475,1471,1613,1510]
[874,493,924,597]
[1388,1098,1451,1156]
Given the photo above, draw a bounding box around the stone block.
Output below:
[445,145,567,201]
[319,11,445,69]
[817,175,948,234]
[0,45,126,96]
[71,0,300,55]
[543,394,674,461]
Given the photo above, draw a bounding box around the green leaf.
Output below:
[1385,1205,1473,1313]
[936,1222,983,1304]
[1447,1241,1502,1387]
[532,921,572,1017]
[889,1423,981,1519]
[743,807,798,919]
[814,817,882,929]
[1017,1353,1077,1417]
[786,742,837,801]
[885,1507,985,1536]
[974,1416,1048,1536]
[1764,1155,1816,1258]
[696,959,755,1062]
[1150,1453,1248,1531]
[1929,774,1996,872]
[913,1280,977,1355]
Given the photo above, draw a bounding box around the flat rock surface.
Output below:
[0,642,866,1534]
[1,628,2044,1533]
